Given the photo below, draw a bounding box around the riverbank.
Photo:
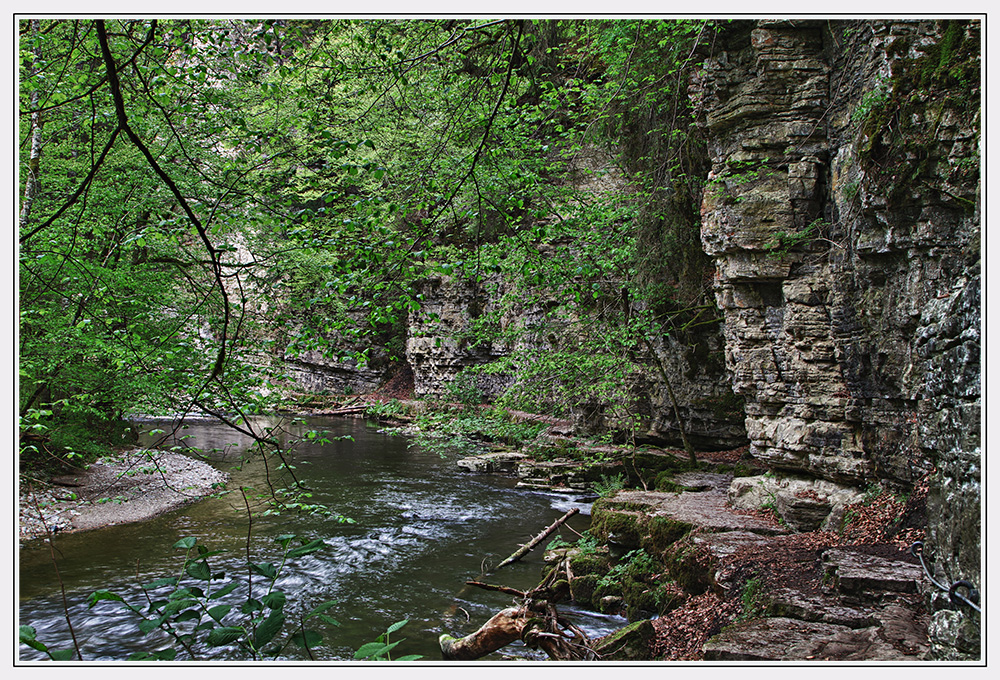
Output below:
[19,448,229,543]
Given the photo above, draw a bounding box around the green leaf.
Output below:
[253,610,285,649]
[173,537,197,550]
[250,562,277,579]
[286,538,326,558]
[207,604,232,622]
[87,590,126,608]
[174,609,201,624]
[206,626,245,646]
[262,590,286,610]
[138,616,166,634]
[49,649,75,661]
[209,582,240,600]
[162,598,197,614]
[185,560,212,581]
[274,534,297,549]
[290,629,323,649]
[19,626,47,653]
[142,577,179,590]
[354,641,390,659]
[385,619,408,635]
[129,648,178,661]
[241,598,263,614]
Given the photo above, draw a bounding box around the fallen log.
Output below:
[439,606,531,660]
[465,581,527,598]
[440,555,595,660]
[314,405,368,416]
[439,601,594,661]
[494,507,579,571]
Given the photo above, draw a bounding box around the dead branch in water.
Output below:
[441,553,596,660]
[494,507,579,570]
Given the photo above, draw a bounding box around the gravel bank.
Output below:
[19,449,229,543]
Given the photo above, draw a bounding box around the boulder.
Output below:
[593,619,655,660]
[728,473,863,531]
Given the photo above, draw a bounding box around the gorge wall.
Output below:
[692,19,980,658]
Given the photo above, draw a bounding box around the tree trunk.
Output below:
[20,19,44,231]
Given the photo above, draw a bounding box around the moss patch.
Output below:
[594,619,655,660]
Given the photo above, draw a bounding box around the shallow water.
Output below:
[18,415,623,661]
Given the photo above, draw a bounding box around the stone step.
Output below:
[609,488,788,536]
[822,547,924,603]
[703,603,929,661]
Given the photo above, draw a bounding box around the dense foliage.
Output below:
[19,18,718,471]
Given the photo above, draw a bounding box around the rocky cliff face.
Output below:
[692,19,980,659]
[402,146,748,450]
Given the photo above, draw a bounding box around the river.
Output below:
[18,415,625,662]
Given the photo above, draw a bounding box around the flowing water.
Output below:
[18,415,624,661]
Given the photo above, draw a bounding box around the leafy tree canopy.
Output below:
[18,18,717,469]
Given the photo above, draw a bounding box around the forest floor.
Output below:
[19,448,229,543]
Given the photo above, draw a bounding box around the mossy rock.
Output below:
[593,619,655,660]
[644,516,692,555]
[592,499,692,555]
[621,582,659,621]
[590,508,644,549]
[663,538,713,595]
[652,471,689,492]
[569,573,600,606]
[598,595,625,615]
[568,551,612,577]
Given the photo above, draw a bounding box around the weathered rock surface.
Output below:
[607,487,787,536]
[823,547,924,603]
[704,610,927,661]
[692,19,980,658]
[456,451,528,474]
[593,619,655,660]
[728,473,863,531]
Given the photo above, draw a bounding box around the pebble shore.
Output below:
[19,449,229,542]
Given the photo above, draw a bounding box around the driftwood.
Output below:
[314,405,368,416]
[439,606,535,660]
[494,507,579,570]
[439,599,595,661]
[440,554,596,661]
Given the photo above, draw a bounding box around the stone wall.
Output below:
[692,19,980,659]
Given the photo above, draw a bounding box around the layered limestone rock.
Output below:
[693,19,980,658]
[404,274,512,399]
